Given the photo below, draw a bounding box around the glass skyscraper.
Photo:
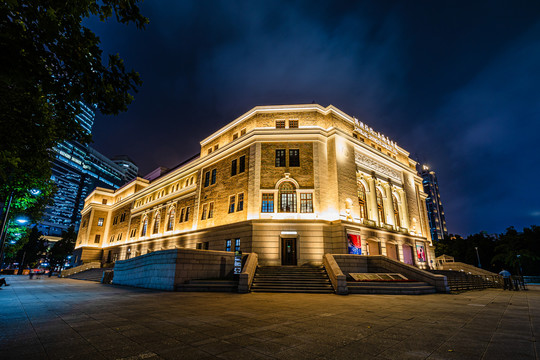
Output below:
[38,103,138,240]
[418,165,448,242]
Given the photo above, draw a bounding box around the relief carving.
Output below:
[355,152,401,182]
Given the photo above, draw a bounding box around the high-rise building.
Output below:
[418,165,448,242]
[38,104,138,241]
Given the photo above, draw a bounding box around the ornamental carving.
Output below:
[355,152,401,182]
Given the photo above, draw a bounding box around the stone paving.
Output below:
[0,275,538,360]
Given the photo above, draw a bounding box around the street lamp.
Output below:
[475,246,482,268]
[0,188,41,268]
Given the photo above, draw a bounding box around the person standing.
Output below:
[499,269,512,290]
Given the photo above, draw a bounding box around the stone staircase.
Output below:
[176,280,238,292]
[251,266,333,293]
[347,280,436,295]
[67,268,112,282]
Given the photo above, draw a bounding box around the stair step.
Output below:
[252,266,333,294]
[347,281,430,288]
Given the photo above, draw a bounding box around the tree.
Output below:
[16,225,48,274]
[492,226,540,275]
[48,226,77,271]
[0,0,148,208]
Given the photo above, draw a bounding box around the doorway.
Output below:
[281,238,297,265]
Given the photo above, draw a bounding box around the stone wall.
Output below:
[112,248,238,291]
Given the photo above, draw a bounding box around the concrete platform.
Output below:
[0,275,538,359]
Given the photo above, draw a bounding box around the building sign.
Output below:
[233,251,243,274]
[347,233,362,255]
[415,242,426,262]
[354,118,398,154]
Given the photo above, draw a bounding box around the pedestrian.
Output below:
[0,277,10,287]
[499,269,512,290]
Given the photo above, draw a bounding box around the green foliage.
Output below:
[15,226,48,269]
[0,0,148,200]
[48,226,77,270]
[435,226,540,275]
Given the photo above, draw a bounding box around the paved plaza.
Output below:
[0,275,538,360]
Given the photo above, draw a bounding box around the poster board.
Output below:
[415,242,426,262]
[347,233,362,255]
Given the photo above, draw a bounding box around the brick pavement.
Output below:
[0,275,538,359]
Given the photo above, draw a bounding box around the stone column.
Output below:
[367,177,378,223]
[386,185,396,227]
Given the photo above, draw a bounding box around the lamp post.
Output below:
[0,189,41,268]
[0,192,14,269]
[475,246,482,268]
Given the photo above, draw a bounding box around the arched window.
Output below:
[279,182,296,212]
[141,217,148,237]
[393,194,401,228]
[376,188,385,225]
[167,207,175,231]
[153,212,160,234]
[358,182,367,219]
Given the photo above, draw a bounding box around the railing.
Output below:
[238,253,258,293]
[60,262,101,278]
[323,254,348,295]
[430,270,503,291]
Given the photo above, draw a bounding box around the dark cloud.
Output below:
[86,1,540,236]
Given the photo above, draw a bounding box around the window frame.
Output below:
[275,149,286,167]
[237,193,244,211]
[231,159,237,176]
[228,195,236,213]
[262,193,274,213]
[239,155,246,173]
[289,149,300,167]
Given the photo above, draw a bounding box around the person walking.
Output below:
[499,269,512,290]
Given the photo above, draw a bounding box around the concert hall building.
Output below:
[73,104,434,269]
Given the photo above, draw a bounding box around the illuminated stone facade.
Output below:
[73,104,434,268]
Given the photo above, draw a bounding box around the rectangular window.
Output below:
[214,145,218,151]
[239,155,245,173]
[233,133,238,140]
[208,202,214,218]
[225,239,231,252]
[204,171,210,187]
[235,238,240,252]
[211,169,217,185]
[229,195,235,213]
[110,235,115,243]
[203,242,209,250]
[300,193,314,213]
[185,207,190,221]
[231,159,237,176]
[94,234,101,243]
[130,229,136,238]
[275,149,286,167]
[276,120,286,128]
[120,213,126,222]
[196,243,203,250]
[207,148,212,155]
[289,149,300,167]
[237,193,244,211]
[117,233,122,241]
[113,216,118,225]
[102,199,108,205]
[179,208,185,222]
[97,218,104,226]
[289,120,298,128]
[201,204,207,220]
[262,193,274,213]
[240,128,246,136]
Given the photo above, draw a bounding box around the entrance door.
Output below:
[281,238,297,265]
[403,244,413,265]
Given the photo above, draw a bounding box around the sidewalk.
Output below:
[0,275,538,359]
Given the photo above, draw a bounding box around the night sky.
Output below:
[86,1,540,237]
